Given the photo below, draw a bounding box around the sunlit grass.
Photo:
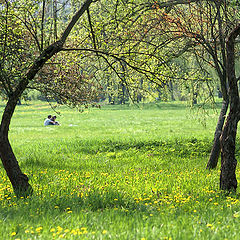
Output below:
[0,101,239,239]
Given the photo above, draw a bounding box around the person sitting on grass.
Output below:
[51,115,60,125]
[44,115,54,126]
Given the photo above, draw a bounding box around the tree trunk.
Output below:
[206,1,228,170]
[0,96,33,197]
[219,23,240,191]
[206,99,228,169]
[0,0,93,197]
[169,80,175,101]
[220,112,238,191]
[0,136,33,197]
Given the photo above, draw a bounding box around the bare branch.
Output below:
[60,0,93,43]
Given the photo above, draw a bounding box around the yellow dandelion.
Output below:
[233,212,240,218]
[71,230,77,235]
[36,226,43,233]
[57,226,63,232]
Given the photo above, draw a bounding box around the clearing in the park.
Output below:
[0,101,240,240]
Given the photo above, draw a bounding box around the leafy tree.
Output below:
[146,0,240,190]
[0,0,94,196]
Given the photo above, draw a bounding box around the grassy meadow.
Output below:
[0,101,240,239]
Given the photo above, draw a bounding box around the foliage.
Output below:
[143,0,239,103]
[0,0,103,106]
[0,1,34,97]
[34,52,103,107]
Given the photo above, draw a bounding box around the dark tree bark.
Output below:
[220,112,238,191]
[0,42,63,196]
[206,1,228,169]
[0,96,33,197]
[206,99,228,169]
[169,80,175,101]
[0,0,93,197]
[0,137,32,197]
[219,23,240,192]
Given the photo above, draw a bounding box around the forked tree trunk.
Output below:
[206,99,228,169]
[206,1,228,170]
[219,23,240,191]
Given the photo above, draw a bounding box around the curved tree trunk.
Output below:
[206,99,228,169]
[219,23,240,191]
[0,57,38,197]
[0,0,93,197]
[0,136,33,197]
[0,96,33,197]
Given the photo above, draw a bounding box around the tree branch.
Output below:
[60,0,93,43]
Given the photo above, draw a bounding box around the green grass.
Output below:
[0,101,239,239]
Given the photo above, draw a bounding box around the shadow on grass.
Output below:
[19,138,213,171]
[0,189,153,223]
[21,138,213,154]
